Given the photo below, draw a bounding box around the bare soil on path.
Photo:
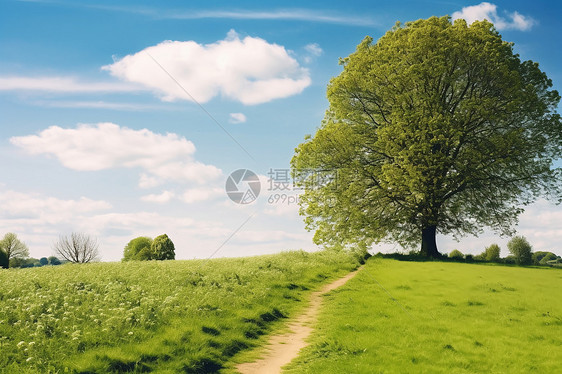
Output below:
[235,267,362,374]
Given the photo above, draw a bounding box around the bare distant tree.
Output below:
[0,233,29,263]
[53,233,100,263]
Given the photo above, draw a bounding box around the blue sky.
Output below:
[1,0,561,261]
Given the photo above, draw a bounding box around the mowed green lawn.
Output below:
[286,258,562,374]
[0,251,362,373]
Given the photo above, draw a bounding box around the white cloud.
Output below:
[0,76,141,93]
[303,43,324,64]
[452,2,535,31]
[166,10,376,26]
[10,122,222,187]
[0,188,111,225]
[14,2,377,26]
[32,100,173,111]
[304,43,323,56]
[141,190,175,203]
[103,30,311,105]
[181,187,224,204]
[229,113,247,124]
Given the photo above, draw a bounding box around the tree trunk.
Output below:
[420,225,440,258]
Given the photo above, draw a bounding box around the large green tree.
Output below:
[151,234,175,260]
[292,17,561,257]
[122,236,154,261]
[0,233,29,267]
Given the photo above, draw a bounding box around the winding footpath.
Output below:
[236,267,362,374]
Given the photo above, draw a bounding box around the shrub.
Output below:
[503,255,516,264]
[449,250,464,260]
[464,254,474,262]
[532,251,557,266]
[507,236,533,265]
[48,256,61,265]
[483,244,501,262]
[123,237,153,261]
[151,234,175,260]
[39,257,49,266]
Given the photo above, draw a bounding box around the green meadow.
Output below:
[286,258,562,374]
[0,251,361,373]
[2,252,561,373]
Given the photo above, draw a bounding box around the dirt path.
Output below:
[236,267,362,374]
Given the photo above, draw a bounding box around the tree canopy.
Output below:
[291,16,561,257]
[0,233,29,267]
[123,236,154,261]
[151,234,175,260]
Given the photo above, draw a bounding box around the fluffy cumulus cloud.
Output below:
[10,123,222,187]
[452,2,535,31]
[103,30,311,105]
[228,112,247,124]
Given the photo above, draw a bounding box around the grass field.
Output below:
[285,257,562,373]
[0,250,362,373]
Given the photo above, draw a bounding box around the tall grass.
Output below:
[0,250,361,373]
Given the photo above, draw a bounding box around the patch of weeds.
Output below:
[443,344,455,351]
[467,300,484,306]
[221,340,248,357]
[181,357,222,374]
[201,327,220,336]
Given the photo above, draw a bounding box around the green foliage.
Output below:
[507,236,533,265]
[532,251,559,266]
[291,16,562,257]
[448,250,464,259]
[39,257,49,266]
[0,232,29,262]
[0,250,360,372]
[484,244,501,262]
[48,256,61,266]
[0,248,8,269]
[286,258,562,373]
[151,234,175,261]
[123,237,154,261]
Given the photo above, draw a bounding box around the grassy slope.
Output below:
[286,258,562,374]
[0,251,362,373]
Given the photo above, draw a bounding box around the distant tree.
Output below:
[0,249,8,269]
[0,233,29,267]
[48,256,61,265]
[39,257,49,266]
[507,236,533,265]
[532,252,558,266]
[13,257,40,268]
[53,233,100,263]
[123,237,153,261]
[449,250,464,260]
[484,244,501,262]
[151,234,175,260]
